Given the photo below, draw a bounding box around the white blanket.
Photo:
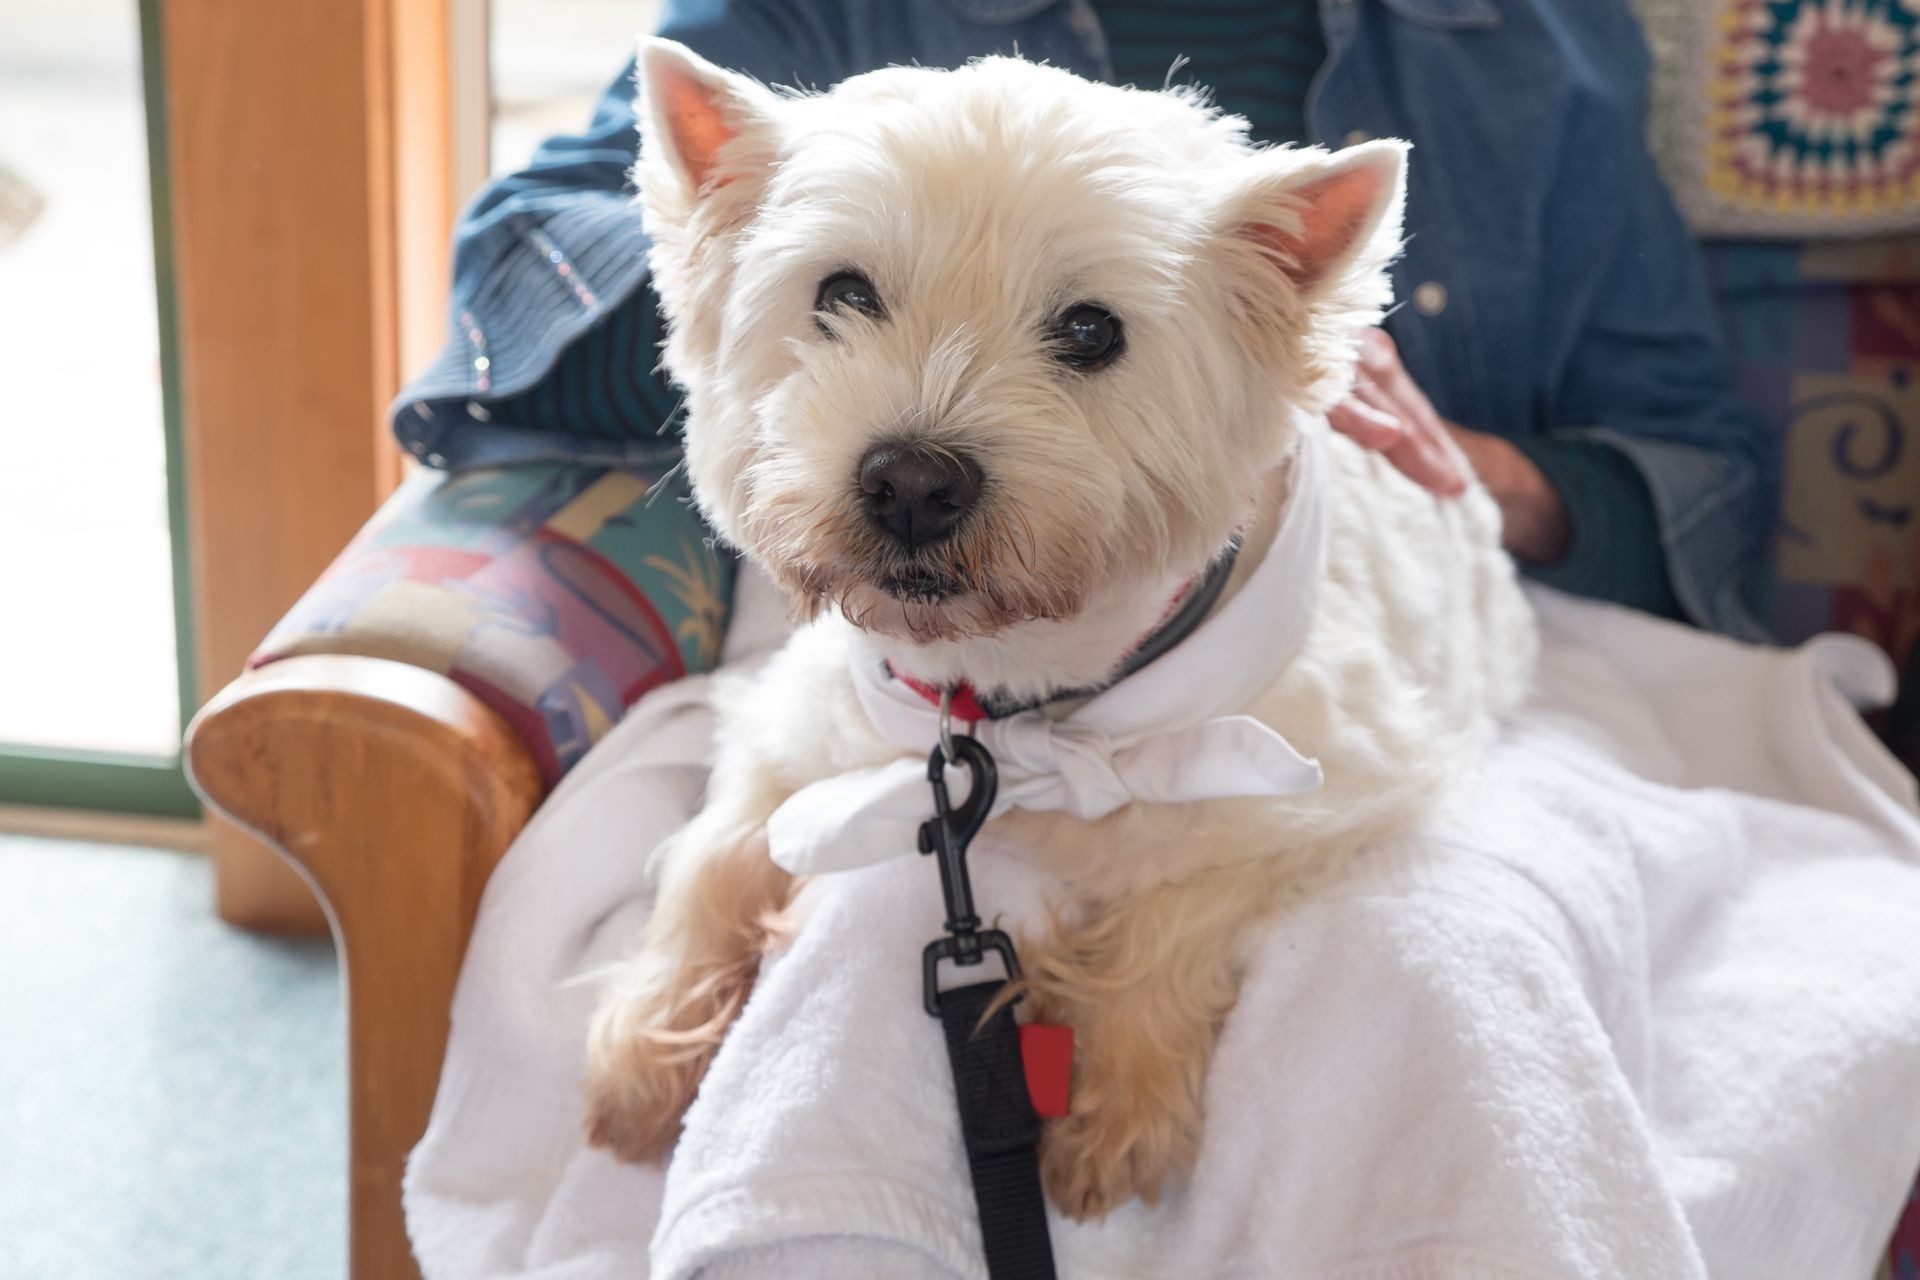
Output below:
[405,576,1920,1280]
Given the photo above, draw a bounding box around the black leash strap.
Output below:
[936,981,1056,1280]
[919,735,1058,1280]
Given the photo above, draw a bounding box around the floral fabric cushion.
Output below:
[251,462,733,787]
[1633,0,1920,239]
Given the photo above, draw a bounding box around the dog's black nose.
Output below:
[857,443,982,549]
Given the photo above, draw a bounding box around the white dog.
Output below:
[584,39,1537,1219]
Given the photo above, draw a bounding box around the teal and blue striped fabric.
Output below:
[1099,0,1323,147]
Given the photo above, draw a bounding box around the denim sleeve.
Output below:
[1511,438,1682,621]
[392,0,856,471]
[1535,60,1779,642]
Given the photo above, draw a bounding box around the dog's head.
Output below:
[636,40,1404,645]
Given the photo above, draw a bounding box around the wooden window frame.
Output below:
[162,0,476,928]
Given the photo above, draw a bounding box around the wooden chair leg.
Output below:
[187,656,544,1280]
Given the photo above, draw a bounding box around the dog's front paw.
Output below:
[581,953,745,1163]
[1027,997,1204,1220]
[1038,1096,1199,1220]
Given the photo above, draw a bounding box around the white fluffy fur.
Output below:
[584,42,1539,1218]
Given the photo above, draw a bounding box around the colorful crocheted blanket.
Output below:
[1634,0,1920,238]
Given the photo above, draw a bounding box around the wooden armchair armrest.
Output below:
[186,654,544,1280]
[187,456,730,1277]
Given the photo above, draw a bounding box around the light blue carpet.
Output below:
[0,836,345,1280]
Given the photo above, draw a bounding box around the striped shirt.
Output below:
[1100,0,1324,147]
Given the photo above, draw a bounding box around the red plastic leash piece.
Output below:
[1019,1023,1074,1119]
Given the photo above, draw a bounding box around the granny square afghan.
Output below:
[1635,0,1920,238]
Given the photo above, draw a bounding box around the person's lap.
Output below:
[406,582,1920,1279]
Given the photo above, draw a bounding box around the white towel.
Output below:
[405,576,1920,1280]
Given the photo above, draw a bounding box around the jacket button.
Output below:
[1343,130,1372,147]
[1413,281,1448,316]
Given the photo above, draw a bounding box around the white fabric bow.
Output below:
[767,422,1332,876]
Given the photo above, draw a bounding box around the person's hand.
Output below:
[1329,329,1571,564]
[1329,328,1472,498]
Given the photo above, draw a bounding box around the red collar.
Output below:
[895,673,993,723]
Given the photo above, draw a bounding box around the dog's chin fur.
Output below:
[583,42,1540,1219]
[761,511,1223,698]
[760,515,1099,647]
[820,579,1076,644]
[841,560,1202,703]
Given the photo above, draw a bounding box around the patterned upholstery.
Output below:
[251,462,733,787]
[1708,234,1920,774]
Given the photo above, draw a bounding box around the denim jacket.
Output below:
[394,0,1776,639]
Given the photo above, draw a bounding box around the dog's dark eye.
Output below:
[1051,304,1123,368]
[815,272,884,321]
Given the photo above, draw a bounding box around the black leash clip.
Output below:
[920,732,1021,1016]
[917,717,1058,1278]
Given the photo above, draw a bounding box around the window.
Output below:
[489,0,664,178]
[0,0,194,814]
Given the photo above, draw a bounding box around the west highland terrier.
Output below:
[583,39,1537,1218]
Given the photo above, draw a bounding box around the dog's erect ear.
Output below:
[1226,140,1407,300]
[636,37,780,209]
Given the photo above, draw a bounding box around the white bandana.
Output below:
[767,422,1331,876]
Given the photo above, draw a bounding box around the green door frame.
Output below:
[0,0,199,820]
